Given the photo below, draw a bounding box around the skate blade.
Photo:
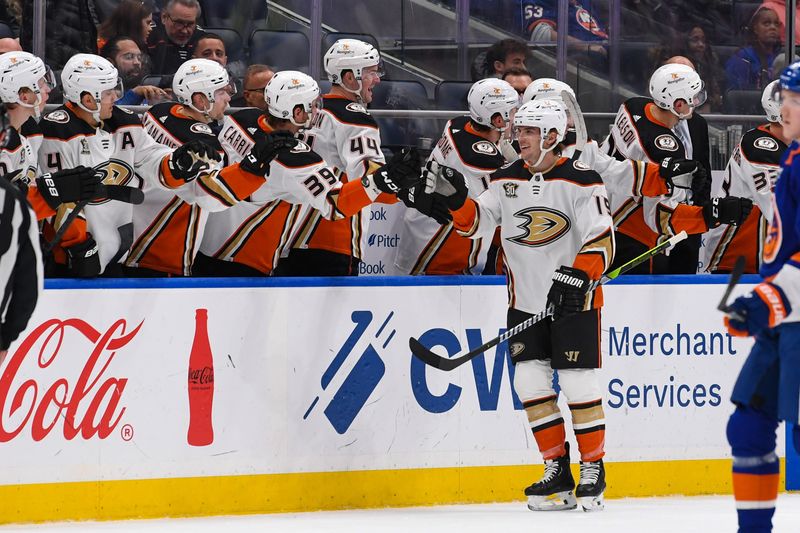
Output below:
[578,494,604,512]
[526,491,577,511]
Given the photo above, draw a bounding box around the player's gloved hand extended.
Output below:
[702,197,753,228]
[239,131,298,176]
[424,160,469,210]
[168,140,222,182]
[398,183,452,225]
[658,157,700,192]
[724,282,792,337]
[65,235,101,278]
[369,147,422,194]
[36,166,103,210]
[546,265,591,321]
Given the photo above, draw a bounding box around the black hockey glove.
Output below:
[168,140,221,182]
[658,157,699,191]
[702,197,754,228]
[36,166,103,210]
[546,265,591,321]
[65,235,101,278]
[690,165,711,205]
[369,147,422,194]
[432,162,469,211]
[398,183,452,225]
[239,131,299,176]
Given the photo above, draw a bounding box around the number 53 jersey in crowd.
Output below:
[452,157,615,315]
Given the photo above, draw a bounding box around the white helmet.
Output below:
[763,80,781,123]
[324,39,382,96]
[0,52,55,118]
[513,99,567,166]
[522,77,575,104]
[173,58,232,116]
[61,53,122,122]
[467,78,519,130]
[264,70,321,128]
[649,64,706,118]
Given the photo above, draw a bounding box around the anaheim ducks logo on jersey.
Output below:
[754,137,779,151]
[508,207,571,247]
[654,134,678,152]
[90,158,135,204]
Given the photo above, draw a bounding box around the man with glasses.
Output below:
[101,36,169,105]
[147,0,206,75]
[234,64,274,110]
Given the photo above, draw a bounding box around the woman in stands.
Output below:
[97,0,154,54]
[725,6,782,91]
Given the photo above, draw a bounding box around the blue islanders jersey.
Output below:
[523,1,608,42]
[761,140,800,322]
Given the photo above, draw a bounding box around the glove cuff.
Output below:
[754,282,791,327]
[35,174,63,211]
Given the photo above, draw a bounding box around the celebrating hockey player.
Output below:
[394,78,517,275]
[38,53,291,277]
[434,99,613,511]
[723,62,800,533]
[701,80,789,274]
[279,38,386,276]
[602,63,752,273]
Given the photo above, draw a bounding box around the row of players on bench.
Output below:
[3,38,767,278]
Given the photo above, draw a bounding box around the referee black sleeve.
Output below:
[0,187,43,351]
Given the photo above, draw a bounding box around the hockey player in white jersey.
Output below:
[394,78,516,275]
[132,58,233,276]
[38,54,285,277]
[602,64,752,273]
[0,51,105,221]
[701,80,789,273]
[198,70,422,265]
[282,38,388,275]
[435,99,613,512]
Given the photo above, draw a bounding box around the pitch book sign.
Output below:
[1,280,792,489]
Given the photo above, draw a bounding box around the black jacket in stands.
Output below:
[0,179,42,351]
[20,0,98,71]
[146,23,207,75]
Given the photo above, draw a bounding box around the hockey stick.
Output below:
[561,89,587,158]
[717,255,746,320]
[43,185,144,253]
[409,230,689,371]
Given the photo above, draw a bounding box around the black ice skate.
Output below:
[524,443,576,511]
[576,459,606,512]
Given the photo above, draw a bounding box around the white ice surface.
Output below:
[2,495,800,533]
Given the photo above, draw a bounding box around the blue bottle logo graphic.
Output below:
[304,310,395,434]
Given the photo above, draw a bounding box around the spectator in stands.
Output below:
[471,38,531,81]
[502,66,533,96]
[653,25,724,112]
[759,0,800,45]
[725,7,782,91]
[233,64,273,109]
[525,0,608,44]
[147,0,206,74]
[193,33,227,66]
[101,36,168,105]
[0,0,19,39]
[97,0,154,52]
[20,0,98,71]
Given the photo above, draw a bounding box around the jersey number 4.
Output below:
[350,136,380,156]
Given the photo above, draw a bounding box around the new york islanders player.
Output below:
[723,62,800,533]
[436,99,613,512]
[701,80,789,274]
[38,54,285,277]
[394,78,517,275]
[0,51,103,221]
[282,38,386,276]
[199,70,421,265]
[603,63,752,273]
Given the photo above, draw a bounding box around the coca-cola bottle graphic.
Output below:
[187,308,214,446]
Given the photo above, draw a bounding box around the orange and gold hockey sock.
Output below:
[523,395,566,460]
[569,399,605,462]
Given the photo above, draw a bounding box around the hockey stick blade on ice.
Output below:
[717,255,746,320]
[561,89,587,158]
[409,231,688,371]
